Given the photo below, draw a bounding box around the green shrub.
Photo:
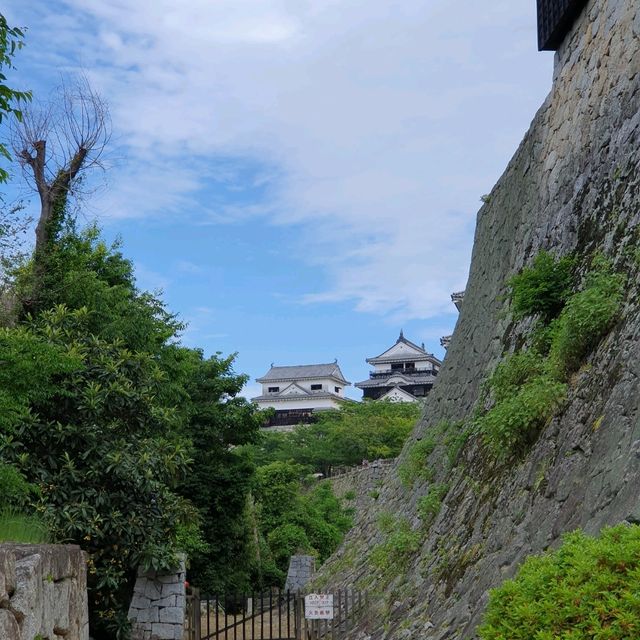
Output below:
[508,251,575,320]
[548,261,624,378]
[478,524,640,640]
[370,517,421,578]
[377,511,396,535]
[343,490,356,500]
[0,462,36,507]
[267,523,313,569]
[398,437,436,488]
[486,351,545,403]
[417,483,448,524]
[478,375,566,457]
[442,422,472,469]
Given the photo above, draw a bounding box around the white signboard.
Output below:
[304,593,334,620]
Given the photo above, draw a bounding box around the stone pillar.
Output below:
[0,543,89,640]
[284,555,316,592]
[128,557,186,640]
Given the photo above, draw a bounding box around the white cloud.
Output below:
[10,0,552,322]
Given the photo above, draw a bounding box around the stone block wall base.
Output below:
[128,557,186,640]
[0,544,89,640]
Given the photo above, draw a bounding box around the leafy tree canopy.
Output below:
[0,213,264,638]
[246,401,420,475]
[0,13,32,182]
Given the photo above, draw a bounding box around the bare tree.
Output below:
[13,76,111,257]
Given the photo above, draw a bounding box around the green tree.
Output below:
[253,462,352,583]
[0,305,191,638]
[247,401,420,476]
[1,215,265,637]
[176,349,265,595]
[0,13,31,182]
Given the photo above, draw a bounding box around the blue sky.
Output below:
[3,1,554,399]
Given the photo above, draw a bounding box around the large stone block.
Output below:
[0,609,20,640]
[160,581,184,597]
[0,548,16,605]
[131,593,152,609]
[151,622,178,639]
[0,544,88,640]
[158,606,183,624]
[144,579,163,600]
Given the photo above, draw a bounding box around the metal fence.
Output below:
[185,588,368,640]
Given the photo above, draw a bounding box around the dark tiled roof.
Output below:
[257,363,350,384]
[355,373,437,388]
[367,331,441,365]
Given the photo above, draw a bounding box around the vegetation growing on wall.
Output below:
[417,483,448,525]
[391,252,626,542]
[478,524,640,639]
[398,437,436,488]
[477,252,624,459]
[399,420,469,488]
[507,250,575,321]
[369,514,421,583]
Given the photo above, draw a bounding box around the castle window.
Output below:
[335,387,341,393]
[268,386,280,393]
[311,384,322,391]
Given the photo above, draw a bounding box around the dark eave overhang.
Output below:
[537,0,589,51]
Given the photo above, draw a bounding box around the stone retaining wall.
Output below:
[0,543,89,640]
[330,459,395,514]
[128,558,186,640]
[316,1,640,637]
[284,555,316,592]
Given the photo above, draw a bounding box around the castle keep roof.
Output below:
[257,362,350,384]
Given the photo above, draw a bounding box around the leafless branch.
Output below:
[11,75,111,256]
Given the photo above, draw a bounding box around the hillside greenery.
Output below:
[253,462,353,585]
[245,401,420,476]
[239,401,421,588]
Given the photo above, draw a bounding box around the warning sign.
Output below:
[304,593,334,620]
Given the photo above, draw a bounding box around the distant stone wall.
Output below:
[284,555,316,592]
[0,543,89,640]
[128,558,186,640]
[330,459,395,513]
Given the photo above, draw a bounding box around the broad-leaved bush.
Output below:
[478,524,640,640]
